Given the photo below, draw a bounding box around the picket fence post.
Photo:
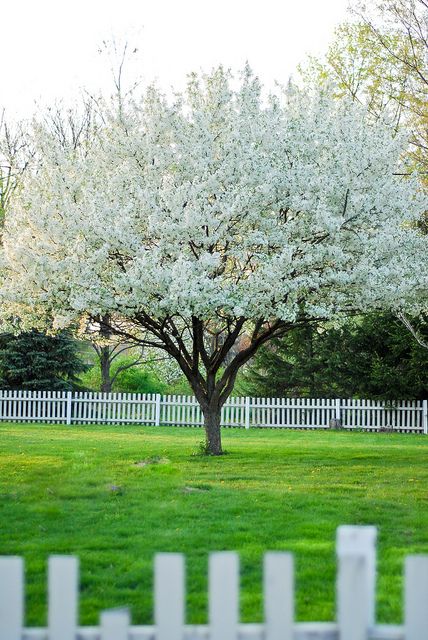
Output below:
[155,394,162,427]
[335,398,341,424]
[66,391,72,426]
[336,525,377,640]
[48,556,79,640]
[264,552,294,640]
[209,552,239,640]
[0,557,23,640]
[405,555,428,640]
[244,396,251,430]
[154,553,184,640]
[422,399,428,435]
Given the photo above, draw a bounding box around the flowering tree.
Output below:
[0,113,33,232]
[1,68,426,454]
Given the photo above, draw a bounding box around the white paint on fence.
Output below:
[423,399,428,435]
[48,556,78,640]
[155,393,161,428]
[335,398,341,423]
[264,552,294,640]
[337,526,377,640]
[0,526,427,639]
[66,391,72,426]
[154,554,184,640]
[0,557,23,640]
[0,390,426,433]
[209,552,239,640]
[245,396,251,430]
[405,555,428,640]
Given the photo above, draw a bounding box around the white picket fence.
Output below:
[0,526,427,639]
[0,390,427,433]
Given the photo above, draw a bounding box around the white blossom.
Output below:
[2,69,427,325]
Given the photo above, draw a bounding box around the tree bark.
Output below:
[202,404,223,455]
[100,346,112,393]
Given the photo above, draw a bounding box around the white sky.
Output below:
[1,0,350,119]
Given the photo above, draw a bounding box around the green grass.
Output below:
[0,423,427,626]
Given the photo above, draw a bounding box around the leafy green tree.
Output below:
[245,314,428,400]
[302,3,428,352]
[79,354,168,394]
[302,22,413,125]
[0,330,88,390]
[244,325,342,398]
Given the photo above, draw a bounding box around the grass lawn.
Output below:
[0,423,427,627]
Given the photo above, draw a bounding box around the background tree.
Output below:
[245,314,428,399]
[85,315,148,392]
[1,68,426,454]
[307,2,428,119]
[303,1,428,352]
[0,330,88,390]
[302,23,413,126]
[79,352,169,394]
[0,113,32,234]
[351,0,428,163]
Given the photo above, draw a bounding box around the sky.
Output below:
[1,0,350,119]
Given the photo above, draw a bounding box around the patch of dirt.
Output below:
[133,456,170,468]
[181,485,212,494]
[108,484,124,494]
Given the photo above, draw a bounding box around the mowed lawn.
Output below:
[1,423,427,626]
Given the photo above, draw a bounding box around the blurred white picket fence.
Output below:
[1,526,427,640]
[0,390,426,433]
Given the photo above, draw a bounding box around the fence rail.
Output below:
[0,526,427,639]
[0,390,427,433]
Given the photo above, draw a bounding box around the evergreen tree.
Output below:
[0,330,88,390]
[245,314,428,399]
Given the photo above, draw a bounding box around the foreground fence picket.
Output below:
[154,554,184,640]
[48,556,78,640]
[0,557,23,640]
[264,552,294,640]
[0,526,426,639]
[0,390,427,433]
[336,527,377,640]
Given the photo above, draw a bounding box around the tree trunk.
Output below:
[202,405,223,455]
[100,346,112,393]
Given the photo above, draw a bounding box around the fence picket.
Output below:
[155,553,184,640]
[337,526,377,640]
[405,555,428,640]
[264,552,293,640]
[209,552,239,640]
[66,391,72,425]
[48,556,78,640]
[155,393,161,426]
[0,557,23,640]
[245,396,250,429]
